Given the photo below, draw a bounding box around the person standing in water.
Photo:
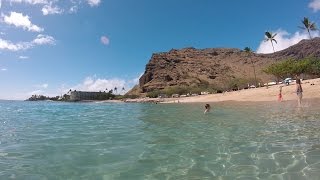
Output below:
[296,78,303,107]
[278,86,283,102]
[204,104,211,114]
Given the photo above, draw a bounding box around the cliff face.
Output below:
[134,38,320,93]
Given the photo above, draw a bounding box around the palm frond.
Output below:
[272,39,277,44]
[310,23,317,30]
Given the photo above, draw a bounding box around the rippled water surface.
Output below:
[1,100,320,180]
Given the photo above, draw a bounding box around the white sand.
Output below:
[164,78,320,103]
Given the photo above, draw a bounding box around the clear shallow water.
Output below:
[0,100,320,180]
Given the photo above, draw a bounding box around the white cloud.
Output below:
[1,68,7,71]
[100,36,109,45]
[69,76,126,94]
[3,0,101,15]
[256,29,320,54]
[2,12,43,32]
[69,5,78,13]
[35,83,48,89]
[28,89,44,95]
[87,0,100,7]
[0,34,55,51]
[42,3,63,15]
[32,34,55,45]
[66,74,143,95]
[0,38,31,51]
[130,72,143,85]
[19,55,29,59]
[309,0,320,12]
[8,0,48,5]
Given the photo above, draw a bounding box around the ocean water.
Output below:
[0,100,320,180]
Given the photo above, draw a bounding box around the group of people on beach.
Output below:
[278,78,303,107]
[205,78,304,113]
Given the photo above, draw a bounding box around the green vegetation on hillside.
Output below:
[146,77,262,98]
[264,57,320,79]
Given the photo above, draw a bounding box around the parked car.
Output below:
[284,78,293,85]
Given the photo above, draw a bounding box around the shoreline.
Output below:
[126,78,320,104]
[21,78,320,104]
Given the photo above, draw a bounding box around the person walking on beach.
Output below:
[204,104,211,114]
[278,86,283,102]
[296,78,303,107]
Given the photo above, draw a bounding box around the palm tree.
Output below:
[244,47,257,87]
[114,87,117,94]
[265,31,277,53]
[122,87,125,92]
[299,17,317,39]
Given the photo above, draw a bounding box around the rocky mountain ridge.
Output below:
[128,38,320,95]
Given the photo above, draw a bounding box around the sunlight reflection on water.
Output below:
[0,100,320,179]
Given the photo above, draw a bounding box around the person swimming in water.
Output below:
[204,104,211,114]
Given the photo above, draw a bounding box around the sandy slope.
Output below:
[165,78,320,103]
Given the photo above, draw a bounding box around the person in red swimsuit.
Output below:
[278,86,283,101]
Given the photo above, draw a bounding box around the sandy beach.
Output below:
[124,78,320,103]
[167,78,320,103]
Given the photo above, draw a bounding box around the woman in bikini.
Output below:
[296,79,303,107]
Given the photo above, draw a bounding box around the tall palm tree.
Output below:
[265,31,277,53]
[299,17,317,39]
[244,47,257,87]
[114,87,118,94]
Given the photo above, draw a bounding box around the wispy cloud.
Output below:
[2,12,44,32]
[42,3,63,15]
[4,0,102,15]
[19,55,29,59]
[27,83,48,96]
[68,76,126,93]
[309,0,320,12]
[87,0,100,7]
[35,83,48,89]
[256,29,320,54]
[69,5,78,13]
[32,34,55,45]
[1,68,7,71]
[100,36,109,45]
[28,89,44,96]
[0,34,55,51]
[8,0,48,5]
[129,72,143,85]
[64,74,142,95]
[0,38,31,51]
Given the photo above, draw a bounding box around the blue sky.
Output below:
[0,0,320,100]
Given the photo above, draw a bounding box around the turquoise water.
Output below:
[1,100,320,180]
